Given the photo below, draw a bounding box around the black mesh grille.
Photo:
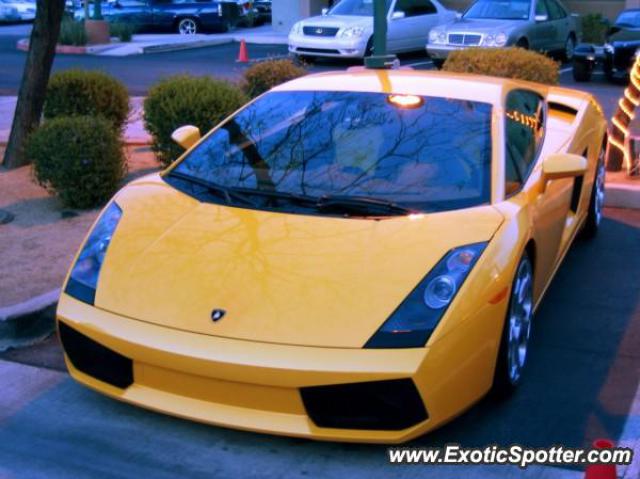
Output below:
[448,33,481,46]
[300,379,428,430]
[303,26,339,37]
[58,321,133,389]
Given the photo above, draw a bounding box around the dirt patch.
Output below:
[0,146,159,307]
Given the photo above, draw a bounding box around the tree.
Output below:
[2,0,66,169]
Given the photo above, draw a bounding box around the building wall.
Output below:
[272,0,330,32]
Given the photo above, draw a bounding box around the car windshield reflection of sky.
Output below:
[174,91,493,213]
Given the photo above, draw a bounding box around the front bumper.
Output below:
[288,33,367,58]
[57,290,505,443]
[426,43,467,60]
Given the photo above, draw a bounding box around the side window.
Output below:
[394,0,437,17]
[534,0,548,18]
[546,0,567,19]
[505,90,545,194]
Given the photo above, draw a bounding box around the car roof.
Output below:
[272,69,544,107]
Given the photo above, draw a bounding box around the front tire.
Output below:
[563,35,576,62]
[493,253,534,397]
[177,17,198,35]
[573,58,593,82]
[431,58,445,69]
[581,147,606,239]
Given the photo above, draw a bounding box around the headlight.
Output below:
[339,26,365,38]
[482,33,507,47]
[495,32,508,46]
[291,22,303,35]
[365,242,487,348]
[64,202,122,305]
[429,29,446,44]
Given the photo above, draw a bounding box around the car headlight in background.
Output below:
[339,26,365,38]
[291,21,303,35]
[483,32,508,47]
[65,202,122,305]
[365,242,487,348]
[429,29,447,44]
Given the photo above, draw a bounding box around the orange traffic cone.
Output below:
[584,439,617,479]
[237,39,249,63]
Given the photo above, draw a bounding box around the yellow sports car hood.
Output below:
[96,175,504,348]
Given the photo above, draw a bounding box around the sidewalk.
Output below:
[0,96,150,145]
[16,24,288,57]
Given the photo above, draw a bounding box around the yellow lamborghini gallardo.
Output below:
[57,69,607,443]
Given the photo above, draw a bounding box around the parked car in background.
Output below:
[573,9,640,82]
[0,0,36,21]
[75,0,240,34]
[0,2,20,22]
[288,0,457,61]
[428,0,578,67]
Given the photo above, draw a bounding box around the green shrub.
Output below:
[242,59,307,98]
[28,116,126,209]
[443,47,559,85]
[581,13,609,45]
[109,22,136,42]
[44,69,129,131]
[58,18,87,46]
[144,75,248,166]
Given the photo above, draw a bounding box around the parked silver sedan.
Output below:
[288,0,457,60]
[427,0,578,66]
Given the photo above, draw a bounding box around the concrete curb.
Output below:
[605,182,640,209]
[16,38,119,55]
[140,38,232,54]
[0,289,59,352]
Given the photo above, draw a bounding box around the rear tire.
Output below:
[581,147,606,239]
[492,253,534,398]
[177,17,198,35]
[516,38,529,50]
[573,58,592,82]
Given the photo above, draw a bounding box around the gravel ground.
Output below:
[0,146,159,307]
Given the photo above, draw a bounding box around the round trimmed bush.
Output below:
[44,70,129,131]
[443,47,560,86]
[144,75,248,166]
[242,59,307,98]
[28,116,126,209]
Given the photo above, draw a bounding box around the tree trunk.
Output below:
[2,0,65,169]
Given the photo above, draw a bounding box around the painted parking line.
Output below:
[404,60,434,68]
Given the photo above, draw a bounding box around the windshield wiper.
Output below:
[232,187,318,207]
[167,171,257,207]
[316,195,414,217]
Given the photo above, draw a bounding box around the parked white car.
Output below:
[0,0,36,21]
[288,0,457,60]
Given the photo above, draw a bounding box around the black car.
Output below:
[573,9,640,82]
[75,0,240,34]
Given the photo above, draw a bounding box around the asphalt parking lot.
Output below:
[1,23,639,479]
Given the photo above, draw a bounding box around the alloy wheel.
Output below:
[594,153,606,226]
[179,18,197,35]
[565,36,576,61]
[507,257,533,385]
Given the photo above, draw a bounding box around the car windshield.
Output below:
[168,91,492,215]
[464,0,531,20]
[329,0,391,16]
[616,10,640,28]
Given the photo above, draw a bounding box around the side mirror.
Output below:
[542,153,587,182]
[321,7,328,15]
[391,11,405,20]
[171,125,201,150]
[534,14,548,22]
